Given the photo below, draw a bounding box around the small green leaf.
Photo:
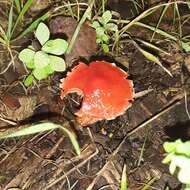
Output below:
[28,45,35,51]
[42,39,68,55]
[101,33,109,42]
[19,48,35,63]
[34,51,50,69]
[102,43,109,53]
[162,152,175,164]
[176,142,190,156]
[33,68,48,80]
[24,74,34,87]
[26,60,35,69]
[178,168,190,184]
[44,64,54,75]
[173,156,190,169]
[100,10,112,25]
[92,21,100,29]
[106,23,118,31]
[96,38,101,44]
[163,142,177,153]
[35,22,50,46]
[96,27,105,36]
[49,55,66,72]
[169,160,177,174]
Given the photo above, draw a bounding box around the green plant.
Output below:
[0,122,80,155]
[19,22,68,86]
[92,10,118,52]
[120,164,128,190]
[162,139,190,190]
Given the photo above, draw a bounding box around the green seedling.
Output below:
[19,22,68,86]
[120,164,128,190]
[92,10,118,53]
[162,139,190,190]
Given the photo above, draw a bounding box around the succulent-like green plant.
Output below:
[19,22,68,87]
[162,139,190,190]
[92,10,118,53]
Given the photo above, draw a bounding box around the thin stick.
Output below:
[126,100,181,137]
[0,117,17,125]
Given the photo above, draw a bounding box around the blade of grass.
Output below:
[119,8,157,37]
[174,2,182,39]
[12,11,50,42]
[139,176,158,190]
[137,126,149,166]
[11,0,33,38]
[134,41,173,77]
[150,3,170,42]
[121,164,128,190]
[60,126,81,155]
[112,18,177,41]
[0,37,6,45]
[136,39,170,55]
[66,0,95,54]
[7,2,14,40]
[0,122,81,155]
[172,1,176,28]
[135,22,177,41]
[14,0,21,13]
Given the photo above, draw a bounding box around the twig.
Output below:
[126,99,181,137]
[0,116,17,125]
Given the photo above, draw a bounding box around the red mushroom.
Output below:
[60,61,134,126]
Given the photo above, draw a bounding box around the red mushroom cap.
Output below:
[60,61,134,126]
